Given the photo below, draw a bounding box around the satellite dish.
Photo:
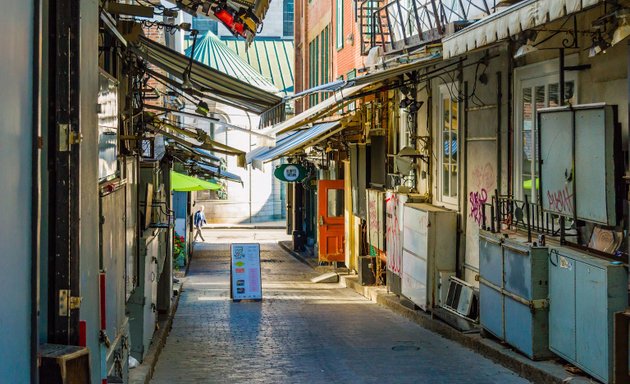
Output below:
[395,156,414,175]
[395,146,423,174]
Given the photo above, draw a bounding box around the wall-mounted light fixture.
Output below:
[588,29,610,57]
[513,40,538,59]
[611,9,630,46]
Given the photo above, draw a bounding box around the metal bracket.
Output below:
[57,124,82,151]
[58,289,69,316]
[530,299,549,310]
[69,130,83,145]
[58,124,69,152]
[58,289,82,316]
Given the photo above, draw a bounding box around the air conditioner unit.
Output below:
[443,276,477,320]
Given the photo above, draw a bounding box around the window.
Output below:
[439,84,458,205]
[283,0,294,37]
[192,17,218,35]
[320,27,329,100]
[346,69,356,110]
[336,0,344,49]
[514,59,577,204]
[308,36,320,107]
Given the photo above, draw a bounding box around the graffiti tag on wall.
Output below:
[469,162,494,227]
[385,193,402,275]
[469,189,488,226]
[546,185,574,216]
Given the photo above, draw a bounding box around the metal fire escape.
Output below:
[359,0,493,55]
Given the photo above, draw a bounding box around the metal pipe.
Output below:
[507,41,514,197]
[496,72,502,198]
[31,0,42,381]
[559,48,565,106]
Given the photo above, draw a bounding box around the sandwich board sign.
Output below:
[230,243,262,301]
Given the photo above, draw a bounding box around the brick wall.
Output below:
[143,25,167,107]
[333,0,363,78]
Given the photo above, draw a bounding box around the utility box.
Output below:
[385,192,424,296]
[401,204,457,311]
[548,246,627,383]
[128,234,159,361]
[479,231,552,360]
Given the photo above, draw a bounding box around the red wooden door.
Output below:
[317,180,345,262]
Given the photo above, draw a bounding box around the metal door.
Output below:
[318,180,345,262]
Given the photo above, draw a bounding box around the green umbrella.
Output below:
[170,170,221,191]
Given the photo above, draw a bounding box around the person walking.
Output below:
[193,205,207,242]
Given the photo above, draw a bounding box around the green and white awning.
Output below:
[186,32,279,94]
[223,38,294,97]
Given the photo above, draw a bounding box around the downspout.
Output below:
[507,42,514,198]
[31,0,42,381]
[461,79,468,278]
[496,71,502,197]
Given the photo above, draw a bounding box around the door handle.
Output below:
[319,216,324,226]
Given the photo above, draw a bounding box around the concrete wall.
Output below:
[0,1,35,381]
[78,1,104,382]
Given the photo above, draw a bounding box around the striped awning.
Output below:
[187,32,279,94]
[223,38,294,97]
[247,121,343,170]
[132,36,282,114]
[442,0,604,59]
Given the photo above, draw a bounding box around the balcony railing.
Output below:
[359,0,493,55]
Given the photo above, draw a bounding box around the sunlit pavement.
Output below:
[151,229,530,384]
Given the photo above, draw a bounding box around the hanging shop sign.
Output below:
[274,164,308,182]
[230,243,262,301]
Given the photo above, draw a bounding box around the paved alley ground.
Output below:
[151,229,530,384]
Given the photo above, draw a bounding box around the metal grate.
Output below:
[359,0,492,55]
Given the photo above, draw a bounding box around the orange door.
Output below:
[317,180,345,262]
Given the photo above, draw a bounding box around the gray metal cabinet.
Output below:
[548,247,627,383]
[539,104,619,225]
[479,231,504,338]
[401,204,457,311]
[479,231,552,360]
[128,233,159,361]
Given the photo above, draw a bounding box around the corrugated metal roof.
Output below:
[223,38,295,97]
[187,32,279,94]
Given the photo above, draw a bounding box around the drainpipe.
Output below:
[496,71,502,197]
[31,0,42,381]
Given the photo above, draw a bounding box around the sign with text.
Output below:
[230,243,262,301]
[274,164,308,182]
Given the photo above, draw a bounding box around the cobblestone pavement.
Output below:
[151,229,530,384]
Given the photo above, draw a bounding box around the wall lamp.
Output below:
[611,9,630,46]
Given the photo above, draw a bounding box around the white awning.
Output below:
[442,0,603,59]
[247,121,343,170]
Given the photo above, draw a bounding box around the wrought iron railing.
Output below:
[359,0,493,55]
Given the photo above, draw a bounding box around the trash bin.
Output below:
[292,230,306,251]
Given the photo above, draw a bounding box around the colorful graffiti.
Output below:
[469,188,488,226]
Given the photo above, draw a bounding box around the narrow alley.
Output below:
[151,229,530,384]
